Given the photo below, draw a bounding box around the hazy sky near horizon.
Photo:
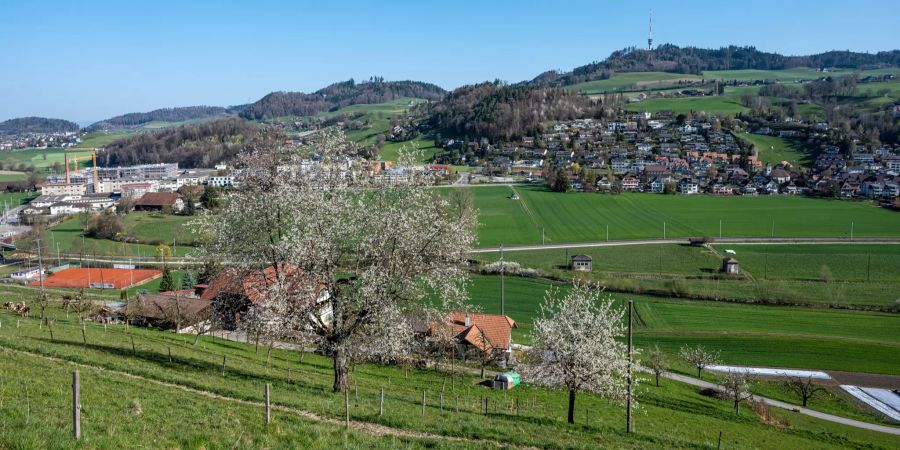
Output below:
[1,0,898,123]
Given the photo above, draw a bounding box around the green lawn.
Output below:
[738,133,815,167]
[0,301,895,449]
[0,191,37,207]
[465,275,900,375]
[0,171,27,181]
[468,186,900,247]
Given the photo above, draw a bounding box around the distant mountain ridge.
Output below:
[529,44,900,87]
[239,79,447,120]
[87,106,232,131]
[0,116,80,135]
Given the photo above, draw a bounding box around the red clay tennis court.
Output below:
[33,268,162,289]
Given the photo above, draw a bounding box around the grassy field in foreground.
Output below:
[465,275,900,375]
[0,302,895,449]
[737,132,815,167]
[0,349,468,450]
[467,185,900,247]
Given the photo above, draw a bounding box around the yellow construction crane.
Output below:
[63,148,98,186]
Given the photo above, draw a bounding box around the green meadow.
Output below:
[464,275,900,375]
[737,132,815,167]
[0,301,895,449]
[467,185,900,247]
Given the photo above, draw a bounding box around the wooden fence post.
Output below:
[421,390,426,416]
[265,383,271,425]
[168,346,173,364]
[379,388,384,416]
[131,336,136,355]
[287,368,292,384]
[344,388,350,427]
[81,324,87,349]
[440,392,444,413]
[221,355,226,376]
[72,370,81,440]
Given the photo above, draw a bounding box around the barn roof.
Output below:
[444,312,517,351]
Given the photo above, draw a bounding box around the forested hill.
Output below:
[0,116,80,135]
[427,82,602,142]
[87,106,231,131]
[239,79,447,120]
[530,44,900,87]
[98,117,274,168]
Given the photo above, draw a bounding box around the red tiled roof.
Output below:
[135,192,180,207]
[445,312,517,351]
[200,264,317,304]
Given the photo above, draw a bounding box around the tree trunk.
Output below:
[193,332,201,346]
[655,372,660,387]
[697,367,702,378]
[480,365,485,379]
[734,400,740,416]
[802,396,808,407]
[567,389,577,424]
[332,350,349,393]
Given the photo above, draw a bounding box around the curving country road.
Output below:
[662,371,900,435]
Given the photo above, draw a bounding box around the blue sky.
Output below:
[1,0,898,123]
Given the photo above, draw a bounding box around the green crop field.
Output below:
[711,244,900,282]
[474,242,900,309]
[737,132,815,167]
[0,171,27,181]
[0,301,894,449]
[464,275,900,375]
[0,191,37,207]
[465,186,900,247]
[568,72,704,94]
[77,131,133,148]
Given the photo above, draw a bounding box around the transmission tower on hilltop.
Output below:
[648,10,653,52]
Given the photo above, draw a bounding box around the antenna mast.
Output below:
[648,10,653,52]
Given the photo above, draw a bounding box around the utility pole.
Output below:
[663,221,666,239]
[542,227,545,245]
[606,224,609,242]
[626,299,633,433]
[36,239,45,294]
[771,220,775,238]
[500,243,505,316]
[850,221,854,241]
[719,220,722,238]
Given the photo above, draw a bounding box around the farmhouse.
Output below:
[200,264,331,330]
[436,312,517,360]
[134,192,184,212]
[570,254,593,271]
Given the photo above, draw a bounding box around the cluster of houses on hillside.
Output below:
[447,111,899,199]
[0,131,80,150]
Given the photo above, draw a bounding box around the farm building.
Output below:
[10,267,43,281]
[134,192,184,212]
[722,257,740,274]
[125,293,212,332]
[569,254,593,271]
[430,312,518,364]
[199,264,331,330]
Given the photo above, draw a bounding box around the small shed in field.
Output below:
[722,257,740,274]
[570,254,593,272]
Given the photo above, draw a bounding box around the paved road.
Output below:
[663,371,900,435]
[471,237,900,253]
